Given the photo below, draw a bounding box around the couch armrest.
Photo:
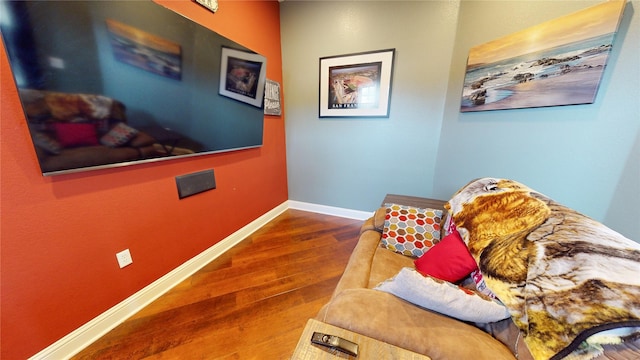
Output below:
[359,207,387,234]
[329,228,382,298]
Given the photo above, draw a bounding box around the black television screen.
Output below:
[1,0,266,176]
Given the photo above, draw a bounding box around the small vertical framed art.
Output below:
[264,79,281,116]
[319,48,395,118]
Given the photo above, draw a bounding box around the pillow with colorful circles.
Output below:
[381,204,442,257]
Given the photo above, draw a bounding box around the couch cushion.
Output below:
[414,230,478,283]
[129,131,157,148]
[53,122,99,147]
[382,204,442,257]
[100,122,139,147]
[479,318,534,360]
[330,228,382,297]
[317,288,515,360]
[40,146,140,172]
[32,132,61,154]
[367,246,414,288]
[374,267,510,323]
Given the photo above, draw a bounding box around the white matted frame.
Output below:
[319,49,395,118]
[193,0,218,13]
[219,47,267,108]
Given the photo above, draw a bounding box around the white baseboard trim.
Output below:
[287,200,373,220]
[29,201,289,360]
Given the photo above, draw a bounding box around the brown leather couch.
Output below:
[316,201,640,360]
[316,204,521,359]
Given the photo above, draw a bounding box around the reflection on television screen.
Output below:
[1,0,265,175]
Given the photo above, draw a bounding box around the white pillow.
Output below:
[375,267,510,323]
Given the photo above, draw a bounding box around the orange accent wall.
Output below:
[0,1,286,358]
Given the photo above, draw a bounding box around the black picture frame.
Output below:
[319,48,395,118]
[219,47,267,108]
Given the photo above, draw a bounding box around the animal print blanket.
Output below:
[445,178,640,360]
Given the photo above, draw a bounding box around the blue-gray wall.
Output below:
[281,0,639,241]
[281,0,460,209]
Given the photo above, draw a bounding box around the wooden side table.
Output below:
[291,319,431,359]
[382,194,447,212]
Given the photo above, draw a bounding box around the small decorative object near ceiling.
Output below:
[319,49,395,118]
[194,0,218,13]
[460,0,626,112]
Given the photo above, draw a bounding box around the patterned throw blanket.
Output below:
[445,178,640,360]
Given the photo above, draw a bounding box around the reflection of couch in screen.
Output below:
[20,89,196,173]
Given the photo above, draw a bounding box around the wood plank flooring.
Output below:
[71,209,363,360]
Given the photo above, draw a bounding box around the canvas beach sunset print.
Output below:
[460,0,626,112]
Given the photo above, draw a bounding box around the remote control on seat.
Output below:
[311,331,359,357]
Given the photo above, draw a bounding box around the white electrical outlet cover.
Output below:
[116,249,133,268]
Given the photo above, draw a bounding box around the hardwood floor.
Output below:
[72,209,363,360]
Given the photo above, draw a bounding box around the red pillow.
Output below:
[414,230,478,283]
[54,122,99,147]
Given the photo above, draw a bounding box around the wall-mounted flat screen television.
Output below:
[1,0,266,176]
